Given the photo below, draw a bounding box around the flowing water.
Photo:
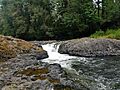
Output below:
[42,43,120,90]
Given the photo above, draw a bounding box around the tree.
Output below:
[100,0,120,30]
[0,0,119,40]
[51,0,100,39]
[0,0,54,40]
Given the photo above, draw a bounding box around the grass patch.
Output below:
[90,28,120,39]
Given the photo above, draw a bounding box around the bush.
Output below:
[90,30,105,38]
[90,29,120,39]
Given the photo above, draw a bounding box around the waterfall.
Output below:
[42,43,78,68]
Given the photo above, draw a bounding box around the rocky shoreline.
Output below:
[0,36,89,90]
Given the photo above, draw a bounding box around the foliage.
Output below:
[0,0,120,40]
[51,0,100,39]
[0,0,53,40]
[91,28,120,39]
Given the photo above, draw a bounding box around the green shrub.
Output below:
[90,30,105,38]
[90,28,120,39]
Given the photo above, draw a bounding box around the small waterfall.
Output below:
[42,43,78,68]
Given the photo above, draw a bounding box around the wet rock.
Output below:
[47,64,64,80]
[0,77,5,89]
[35,51,48,60]
[0,54,90,90]
[58,38,120,57]
[59,78,89,90]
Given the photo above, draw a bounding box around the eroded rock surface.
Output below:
[0,55,89,90]
[58,38,120,57]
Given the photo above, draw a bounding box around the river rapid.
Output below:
[42,43,120,90]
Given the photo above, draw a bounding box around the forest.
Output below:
[0,0,120,40]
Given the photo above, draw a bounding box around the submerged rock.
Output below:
[0,35,48,60]
[58,38,120,57]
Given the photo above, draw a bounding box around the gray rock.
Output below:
[58,38,120,57]
[47,63,63,80]
[17,80,53,90]
[0,54,90,90]
[33,51,48,60]
[0,77,5,89]
[60,78,89,90]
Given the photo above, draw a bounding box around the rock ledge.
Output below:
[58,38,120,57]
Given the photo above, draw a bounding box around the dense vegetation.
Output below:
[0,0,120,40]
[91,29,120,39]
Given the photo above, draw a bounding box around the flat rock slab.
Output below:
[58,38,120,57]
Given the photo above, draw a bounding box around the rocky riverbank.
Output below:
[58,38,120,57]
[2,36,120,90]
[0,53,89,90]
[0,36,90,90]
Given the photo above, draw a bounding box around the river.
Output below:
[42,43,120,90]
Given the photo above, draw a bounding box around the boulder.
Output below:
[58,38,120,57]
[0,35,48,60]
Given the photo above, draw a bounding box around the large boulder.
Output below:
[58,38,120,57]
[0,35,48,60]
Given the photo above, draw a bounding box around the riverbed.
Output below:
[42,43,120,90]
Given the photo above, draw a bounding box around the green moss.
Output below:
[17,67,62,84]
[0,35,44,60]
[0,59,5,64]
[17,67,50,81]
[32,75,47,80]
[18,68,49,76]
[49,79,60,84]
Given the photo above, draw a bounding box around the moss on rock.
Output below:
[0,35,45,60]
[19,67,49,76]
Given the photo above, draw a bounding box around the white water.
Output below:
[42,43,87,68]
[42,43,108,90]
[42,43,76,68]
